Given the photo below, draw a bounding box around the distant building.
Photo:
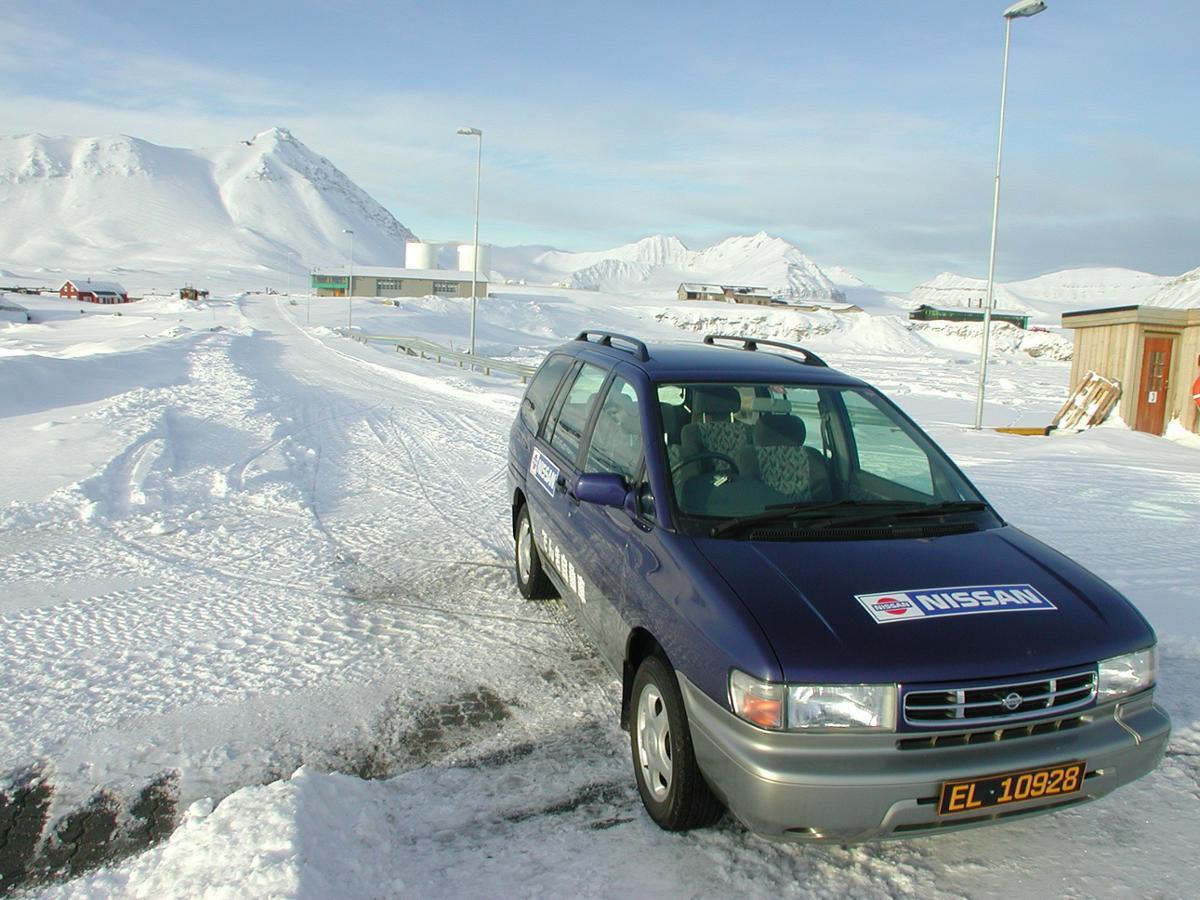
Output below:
[677,283,775,306]
[311,267,488,299]
[179,286,210,301]
[59,279,130,304]
[908,304,1029,330]
[770,298,863,314]
[1062,304,1200,437]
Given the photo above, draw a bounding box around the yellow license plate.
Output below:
[938,760,1087,815]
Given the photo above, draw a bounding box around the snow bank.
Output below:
[648,306,1066,362]
[914,320,1073,361]
[1165,418,1200,448]
[45,769,411,899]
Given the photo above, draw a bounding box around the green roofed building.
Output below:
[908,304,1030,330]
[311,267,487,299]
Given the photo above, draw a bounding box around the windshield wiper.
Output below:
[708,499,990,538]
[807,500,990,529]
[708,500,916,538]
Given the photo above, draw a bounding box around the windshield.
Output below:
[656,381,991,536]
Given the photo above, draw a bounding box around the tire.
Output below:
[514,503,555,600]
[630,655,724,830]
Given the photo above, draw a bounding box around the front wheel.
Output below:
[514,503,554,600]
[630,655,724,830]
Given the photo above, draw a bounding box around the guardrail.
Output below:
[341,330,538,383]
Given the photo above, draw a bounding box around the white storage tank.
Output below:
[405,241,440,270]
[457,243,491,278]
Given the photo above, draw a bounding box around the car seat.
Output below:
[751,414,831,501]
[678,387,752,477]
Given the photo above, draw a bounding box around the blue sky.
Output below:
[4,0,1197,289]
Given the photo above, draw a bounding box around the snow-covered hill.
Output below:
[0,128,415,291]
[493,232,845,301]
[1143,266,1200,309]
[908,268,1176,323]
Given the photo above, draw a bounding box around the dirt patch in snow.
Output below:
[0,769,177,895]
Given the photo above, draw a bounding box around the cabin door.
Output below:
[1134,335,1174,435]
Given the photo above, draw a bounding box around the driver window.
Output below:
[584,376,643,481]
[842,390,934,496]
[547,363,607,464]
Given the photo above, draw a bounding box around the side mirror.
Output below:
[573,473,629,509]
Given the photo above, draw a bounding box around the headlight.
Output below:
[729,672,896,732]
[1097,647,1156,701]
[788,684,897,731]
[730,670,784,729]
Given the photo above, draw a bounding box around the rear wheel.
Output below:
[514,503,554,600]
[630,655,724,830]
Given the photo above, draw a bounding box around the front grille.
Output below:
[896,715,1084,750]
[903,670,1096,728]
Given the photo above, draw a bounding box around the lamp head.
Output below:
[1004,0,1046,18]
[457,127,482,136]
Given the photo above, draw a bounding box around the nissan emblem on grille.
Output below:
[903,670,1097,728]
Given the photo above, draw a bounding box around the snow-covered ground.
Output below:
[2,287,1198,898]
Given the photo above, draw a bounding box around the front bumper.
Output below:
[679,674,1170,842]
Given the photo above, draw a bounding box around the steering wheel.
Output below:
[670,451,740,477]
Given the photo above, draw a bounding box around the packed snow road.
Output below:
[1,292,1198,898]
[0,294,613,891]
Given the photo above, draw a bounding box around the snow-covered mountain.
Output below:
[0,128,415,289]
[1143,266,1200,309]
[492,232,845,301]
[908,267,1177,323]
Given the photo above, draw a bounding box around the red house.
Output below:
[59,279,130,304]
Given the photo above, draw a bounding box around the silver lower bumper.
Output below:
[679,675,1170,842]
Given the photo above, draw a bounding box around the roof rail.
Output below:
[702,334,828,368]
[575,330,650,362]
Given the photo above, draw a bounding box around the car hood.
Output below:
[694,525,1154,685]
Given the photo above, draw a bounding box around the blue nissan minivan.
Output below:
[507,331,1169,841]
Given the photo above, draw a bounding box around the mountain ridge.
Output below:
[492,231,846,301]
[0,127,415,287]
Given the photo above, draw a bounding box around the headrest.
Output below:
[748,396,793,415]
[608,392,638,426]
[692,387,741,417]
[755,414,807,447]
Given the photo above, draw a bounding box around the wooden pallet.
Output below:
[1051,371,1122,431]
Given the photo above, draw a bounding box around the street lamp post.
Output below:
[343,228,355,331]
[974,0,1047,430]
[457,126,483,356]
[307,265,314,325]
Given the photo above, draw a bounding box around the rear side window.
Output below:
[547,363,607,464]
[584,376,643,481]
[520,354,572,433]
